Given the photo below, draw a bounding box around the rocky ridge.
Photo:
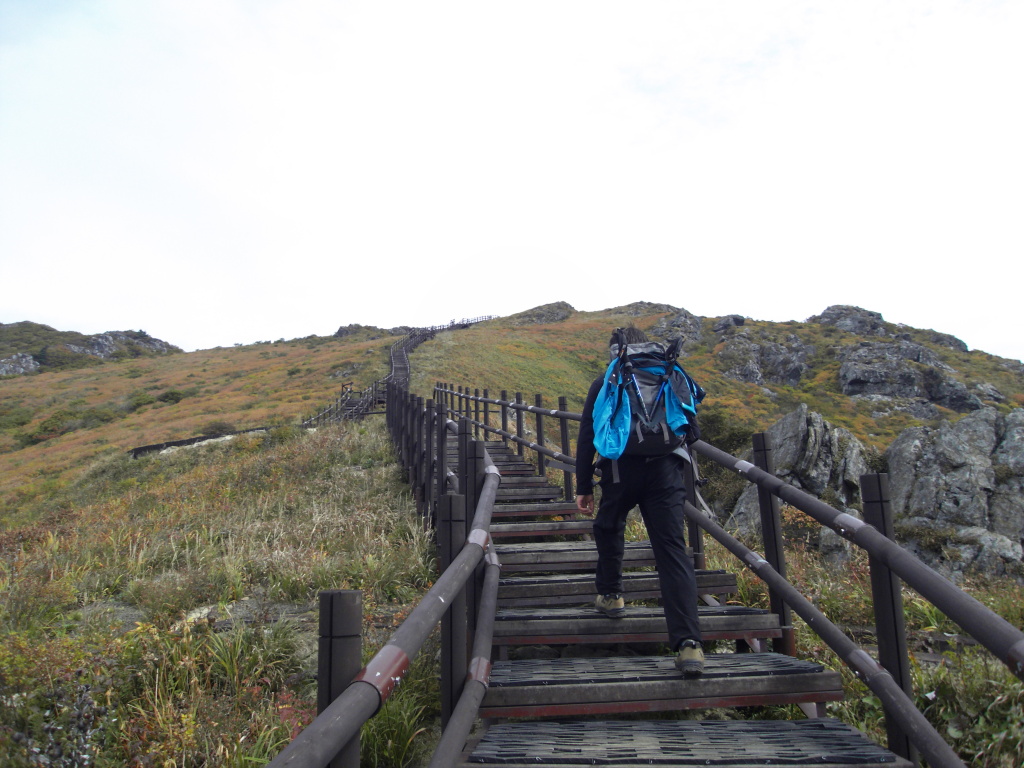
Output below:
[722,402,1024,582]
[0,323,181,375]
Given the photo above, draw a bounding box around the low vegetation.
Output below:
[0,420,439,767]
[0,335,395,526]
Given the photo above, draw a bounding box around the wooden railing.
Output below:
[301,317,496,428]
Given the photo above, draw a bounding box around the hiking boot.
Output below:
[594,593,625,619]
[675,640,704,676]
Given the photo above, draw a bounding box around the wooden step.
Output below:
[490,501,579,517]
[496,475,558,487]
[478,652,842,719]
[460,718,912,767]
[495,486,565,502]
[494,540,657,572]
[491,519,592,538]
[497,570,737,607]
[492,604,781,646]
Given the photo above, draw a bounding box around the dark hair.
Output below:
[610,325,649,347]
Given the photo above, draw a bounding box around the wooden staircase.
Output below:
[456,440,915,767]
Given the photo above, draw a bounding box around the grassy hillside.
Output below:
[407,305,1024,450]
[0,333,397,526]
[2,306,1022,765]
[0,418,440,766]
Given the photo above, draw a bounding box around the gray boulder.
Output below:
[885,407,1024,580]
[506,302,576,326]
[605,301,677,318]
[807,305,888,337]
[651,307,704,349]
[0,352,40,375]
[726,404,869,546]
[712,315,746,333]
[717,333,815,387]
[838,341,982,413]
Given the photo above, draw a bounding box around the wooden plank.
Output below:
[460,719,914,767]
[491,605,781,645]
[490,520,593,538]
[480,653,843,718]
[495,487,564,500]
[490,502,581,516]
[496,570,737,606]
[494,540,659,572]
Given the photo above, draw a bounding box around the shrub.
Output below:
[124,391,157,412]
[0,405,34,430]
[201,419,237,435]
[156,389,186,404]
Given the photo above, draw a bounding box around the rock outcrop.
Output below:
[605,301,678,318]
[0,352,41,376]
[70,331,180,359]
[0,324,181,375]
[725,404,870,557]
[885,407,1024,580]
[650,307,705,350]
[717,332,816,387]
[722,402,1024,579]
[506,302,576,326]
[808,305,889,337]
[837,341,982,413]
[334,323,387,339]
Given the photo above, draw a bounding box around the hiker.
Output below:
[574,325,705,675]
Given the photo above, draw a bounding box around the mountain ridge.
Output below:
[0,321,181,375]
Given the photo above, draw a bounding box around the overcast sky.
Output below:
[2,1,1022,359]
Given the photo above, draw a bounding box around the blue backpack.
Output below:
[592,337,705,460]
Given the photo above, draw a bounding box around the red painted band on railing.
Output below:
[353,645,410,702]
[467,529,490,550]
[467,656,492,686]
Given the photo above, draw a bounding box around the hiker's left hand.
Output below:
[576,494,594,515]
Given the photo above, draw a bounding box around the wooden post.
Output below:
[318,590,362,768]
[465,439,486,637]
[434,400,448,519]
[515,392,525,457]
[558,396,573,502]
[500,390,509,449]
[458,419,476,518]
[862,473,918,764]
[437,492,467,728]
[534,394,546,478]
[414,396,426,511]
[482,389,490,442]
[752,432,795,657]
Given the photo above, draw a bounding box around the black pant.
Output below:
[593,453,701,650]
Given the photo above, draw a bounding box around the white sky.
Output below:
[1,1,1022,359]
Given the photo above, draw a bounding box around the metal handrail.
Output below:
[682,497,966,768]
[690,439,1024,682]
[436,391,1024,683]
[266,446,500,768]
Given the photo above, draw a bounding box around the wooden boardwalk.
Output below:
[456,440,914,767]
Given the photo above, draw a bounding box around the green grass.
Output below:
[0,420,438,767]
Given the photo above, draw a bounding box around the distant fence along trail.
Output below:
[300,316,495,429]
[266,325,1024,768]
